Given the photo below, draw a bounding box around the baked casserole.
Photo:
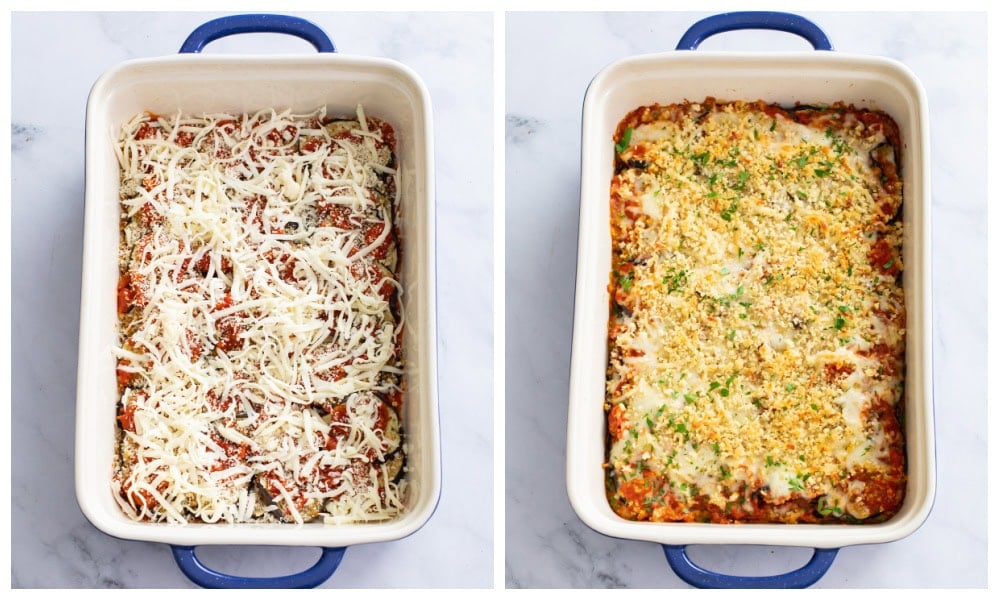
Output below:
[605,98,905,524]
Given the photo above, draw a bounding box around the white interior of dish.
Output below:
[568,52,935,548]
[76,55,440,547]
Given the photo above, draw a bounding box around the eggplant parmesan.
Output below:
[113,106,406,524]
[605,98,905,524]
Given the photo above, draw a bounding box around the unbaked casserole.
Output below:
[605,98,905,525]
[113,105,407,525]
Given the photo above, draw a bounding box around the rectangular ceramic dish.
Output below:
[567,12,935,566]
[76,16,440,554]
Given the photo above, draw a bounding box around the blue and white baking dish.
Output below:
[567,11,935,588]
[76,14,440,588]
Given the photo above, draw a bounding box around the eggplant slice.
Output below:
[324,391,401,458]
[254,471,325,523]
[324,119,394,168]
[380,449,405,484]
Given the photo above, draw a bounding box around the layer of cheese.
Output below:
[606,99,906,524]
[112,106,407,524]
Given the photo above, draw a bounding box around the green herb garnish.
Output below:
[615,127,633,153]
[662,268,688,294]
[736,170,750,189]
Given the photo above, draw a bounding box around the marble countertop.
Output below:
[505,11,986,588]
[9,6,990,592]
[11,11,493,588]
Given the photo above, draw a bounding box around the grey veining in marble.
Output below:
[505,11,986,589]
[12,11,493,589]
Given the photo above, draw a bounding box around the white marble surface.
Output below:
[11,11,493,588]
[506,11,986,588]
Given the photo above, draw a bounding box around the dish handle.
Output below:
[179,13,336,54]
[171,545,346,589]
[675,11,832,51]
[662,545,838,589]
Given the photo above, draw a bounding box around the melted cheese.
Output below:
[606,99,906,524]
[113,106,407,524]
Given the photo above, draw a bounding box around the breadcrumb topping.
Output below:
[606,99,906,524]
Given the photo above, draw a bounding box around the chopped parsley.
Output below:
[618,271,634,291]
[615,127,632,153]
[734,170,750,191]
[690,151,710,166]
[817,497,844,517]
[720,200,738,221]
[662,268,688,294]
[814,160,835,178]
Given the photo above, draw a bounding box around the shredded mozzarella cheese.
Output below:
[113,106,407,524]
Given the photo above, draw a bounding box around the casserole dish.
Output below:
[566,12,934,588]
[76,14,440,588]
